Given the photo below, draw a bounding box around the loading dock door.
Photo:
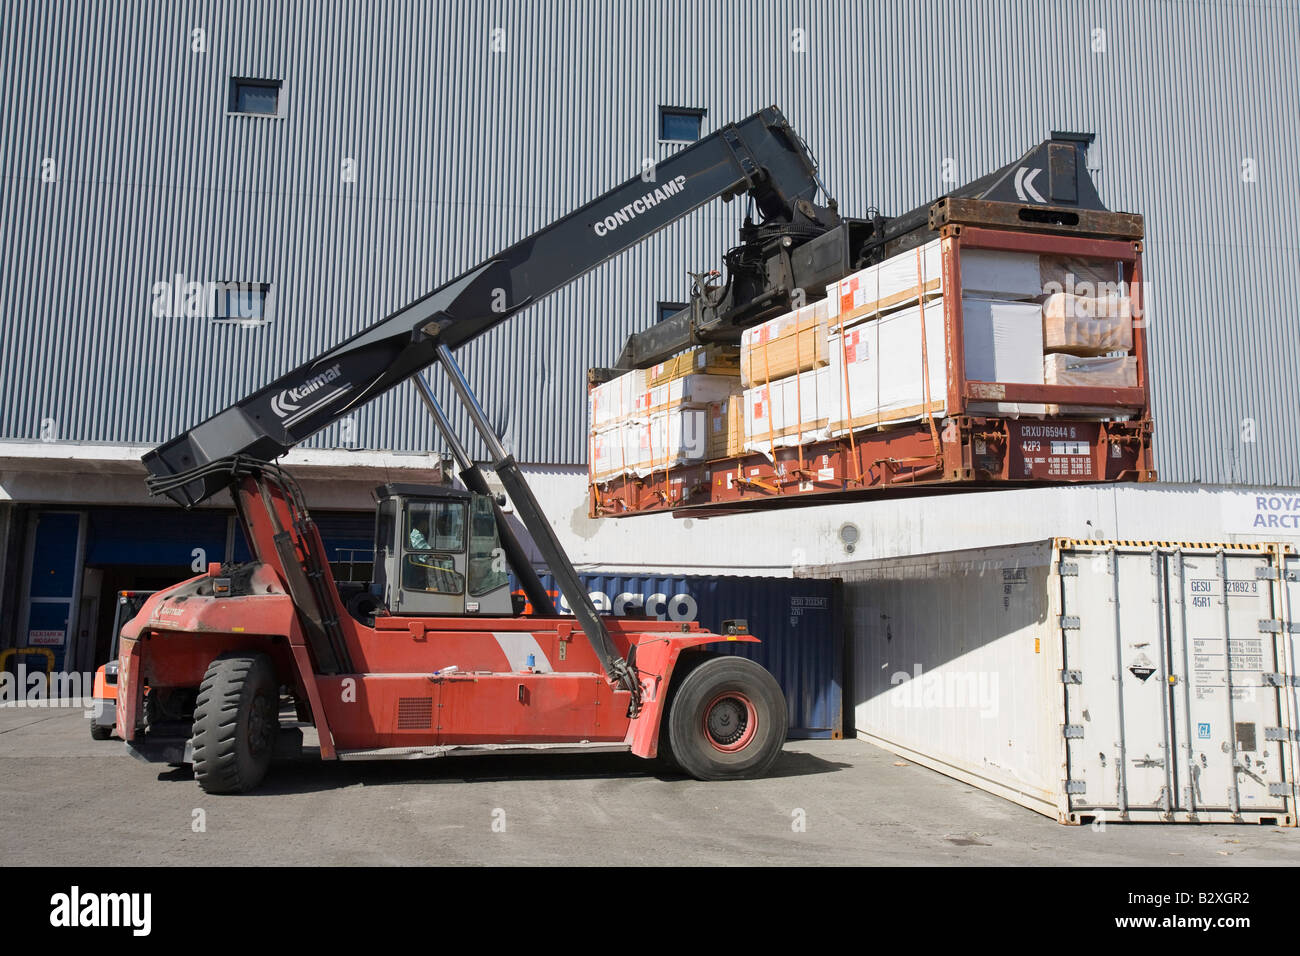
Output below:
[19,511,86,676]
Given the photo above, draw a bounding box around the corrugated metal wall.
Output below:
[3,0,1297,485]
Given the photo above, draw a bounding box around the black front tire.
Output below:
[89,722,113,741]
[191,653,279,794]
[666,656,787,781]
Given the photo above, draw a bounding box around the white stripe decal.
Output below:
[491,632,552,673]
[283,385,351,427]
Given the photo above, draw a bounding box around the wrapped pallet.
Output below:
[835,241,941,327]
[588,368,647,429]
[589,423,643,483]
[708,396,745,460]
[1040,255,1123,297]
[633,407,710,475]
[829,299,947,435]
[643,372,739,416]
[648,344,740,386]
[739,297,834,387]
[963,296,1046,416]
[1043,353,1137,388]
[744,365,835,456]
[1042,293,1133,355]
[1042,353,1138,417]
[833,239,1041,330]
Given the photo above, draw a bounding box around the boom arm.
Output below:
[144,105,839,507]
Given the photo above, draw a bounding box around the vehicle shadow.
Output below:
[154,746,847,795]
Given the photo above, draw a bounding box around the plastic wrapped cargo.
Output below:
[644,373,738,415]
[1042,293,1133,355]
[833,239,1041,330]
[829,299,947,434]
[588,367,646,429]
[744,365,835,455]
[589,423,641,482]
[740,298,833,387]
[1040,254,1124,296]
[641,406,709,474]
[1043,353,1137,388]
[962,296,1047,417]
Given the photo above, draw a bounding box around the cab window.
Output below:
[404,500,465,553]
[467,495,509,596]
[401,553,464,595]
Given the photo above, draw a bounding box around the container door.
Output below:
[1276,552,1300,809]
[1060,546,1176,818]
[1167,550,1291,818]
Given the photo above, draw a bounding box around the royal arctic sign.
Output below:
[592,175,688,237]
[1221,490,1300,536]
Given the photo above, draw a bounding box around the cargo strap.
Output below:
[915,247,944,465]
[793,309,806,475]
[760,332,779,479]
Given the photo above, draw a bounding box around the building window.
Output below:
[229,77,283,116]
[657,301,689,324]
[212,282,271,325]
[659,107,704,143]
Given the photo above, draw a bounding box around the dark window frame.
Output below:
[658,106,706,143]
[228,77,285,118]
[210,282,272,325]
[657,300,689,324]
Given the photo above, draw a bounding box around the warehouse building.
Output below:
[3,0,1298,677]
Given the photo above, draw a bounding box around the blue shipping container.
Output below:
[525,573,843,739]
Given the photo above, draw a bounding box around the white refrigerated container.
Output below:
[800,539,1298,824]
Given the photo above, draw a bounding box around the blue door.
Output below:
[22,511,85,675]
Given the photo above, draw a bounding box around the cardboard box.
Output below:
[649,345,741,386]
[829,300,947,435]
[1042,293,1133,355]
[1043,353,1137,388]
[588,368,646,429]
[740,298,833,387]
[708,396,745,460]
[744,366,835,456]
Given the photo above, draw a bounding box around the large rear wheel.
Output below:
[191,653,278,794]
[666,656,787,781]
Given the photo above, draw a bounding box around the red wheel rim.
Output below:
[703,691,758,753]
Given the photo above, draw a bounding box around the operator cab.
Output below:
[370,482,515,617]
